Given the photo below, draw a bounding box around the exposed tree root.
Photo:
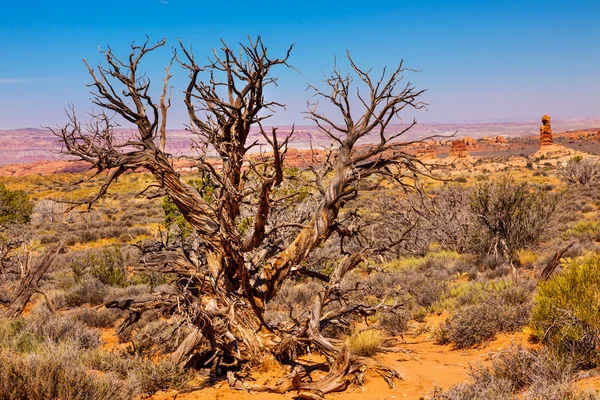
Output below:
[227,346,402,399]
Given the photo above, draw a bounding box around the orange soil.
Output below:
[151,324,537,400]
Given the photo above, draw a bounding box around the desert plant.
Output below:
[561,156,600,185]
[0,344,131,400]
[347,330,384,356]
[436,277,534,348]
[532,252,600,368]
[469,176,558,261]
[0,183,33,226]
[28,311,102,349]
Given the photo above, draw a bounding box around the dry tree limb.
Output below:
[2,244,62,318]
[538,242,574,283]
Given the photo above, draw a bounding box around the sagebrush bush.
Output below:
[532,252,600,368]
[436,277,534,348]
[84,351,190,395]
[72,308,120,328]
[53,279,108,308]
[469,176,558,260]
[28,310,102,349]
[560,156,600,185]
[0,345,131,400]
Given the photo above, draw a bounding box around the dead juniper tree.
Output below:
[52,37,428,398]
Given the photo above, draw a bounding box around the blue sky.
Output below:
[1,0,599,129]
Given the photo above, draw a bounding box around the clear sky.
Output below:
[1,0,599,129]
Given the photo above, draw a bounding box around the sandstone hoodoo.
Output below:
[449,139,469,158]
[539,114,553,148]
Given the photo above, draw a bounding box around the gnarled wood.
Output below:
[54,36,428,397]
[2,245,62,318]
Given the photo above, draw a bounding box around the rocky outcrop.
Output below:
[540,115,553,148]
[416,148,436,159]
[449,140,469,158]
[495,135,508,144]
[462,136,477,146]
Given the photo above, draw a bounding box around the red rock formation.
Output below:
[495,135,508,144]
[462,136,477,146]
[539,114,553,148]
[416,148,436,159]
[449,140,468,158]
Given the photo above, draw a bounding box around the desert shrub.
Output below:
[28,311,102,349]
[53,279,108,308]
[378,310,410,334]
[61,246,138,287]
[515,249,539,268]
[347,330,383,356]
[436,277,534,348]
[407,185,472,253]
[127,226,150,237]
[85,352,190,395]
[88,246,129,286]
[0,183,33,226]
[431,346,595,400]
[32,198,68,224]
[560,156,600,185]
[469,176,558,260]
[564,220,600,241]
[387,251,461,309]
[0,318,42,353]
[0,346,130,400]
[532,252,600,368]
[72,308,120,328]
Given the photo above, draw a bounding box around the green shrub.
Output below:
[532,253,600,368]
[0,183,33,226]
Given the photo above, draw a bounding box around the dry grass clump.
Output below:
[347,330,384,356]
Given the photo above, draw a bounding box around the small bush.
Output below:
[378,310,410,334]
[0,184,33,226]
[72,308,120,328]
[469,176,558,260]
[347,330,383,356]
[532,252,600,368]
[28,311,102,349]
[85,352,190,395]
[436,278,533,348]
[53,279,108,308]
[560,156,600,185]
[0,346,131,400]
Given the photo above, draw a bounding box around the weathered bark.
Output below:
[52,37,428,397]
[2,245,61,318]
